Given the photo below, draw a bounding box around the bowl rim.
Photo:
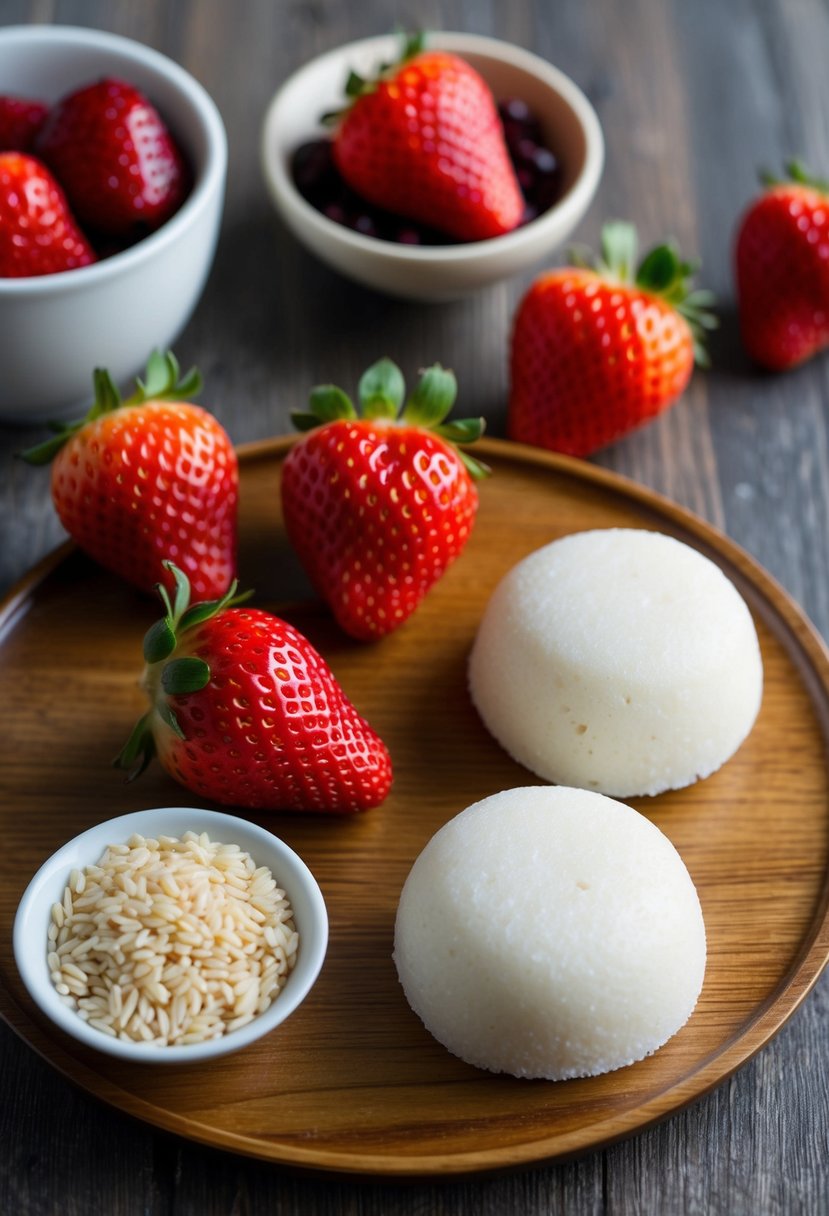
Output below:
[261,30,604,264]
[12,805,329,1063]
[0,24,228,296]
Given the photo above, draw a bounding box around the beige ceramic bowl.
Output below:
[261,32,604,301]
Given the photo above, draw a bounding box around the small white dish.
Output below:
[261,31,604,301]
[13,806,328,1063]
[0,25,227,424]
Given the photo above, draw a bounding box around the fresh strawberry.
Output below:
[281,358,487,641]
[0,95,49,150]
[736,161,829,370]
[22,351,237,600]
[35,77,187,237]
[0,152,95,277]
[508,222,716,457]
[328,34,523,242]
[116,563,392,813]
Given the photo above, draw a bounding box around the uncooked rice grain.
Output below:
[48,831,298,1047]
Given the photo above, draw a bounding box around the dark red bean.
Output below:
[499,98,533,124]
[532,146,558,175]
[293,140,338,201]
[515,137,541,165]
[352,214,378,237]
[502,119,530,150]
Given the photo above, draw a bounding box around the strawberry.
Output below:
[0,152,95,277]
[0,95,49,150]
[22,351,237,600]
[508,222,716,457]
[281,358,487,641]
[736,161,829,370]
[328,34,523,242]
[35,77,187,237]
[116,563,392,813]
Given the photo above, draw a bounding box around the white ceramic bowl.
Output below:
[261,32,604,301]
[0,25,227,424]
[13,807,328,1063]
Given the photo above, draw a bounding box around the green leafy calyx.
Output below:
[569,221,718,367]
[321,30,427,125]
[20,349,202,466]
[760,159,829,194]
[291,357,490,480]
[113,562,250,781]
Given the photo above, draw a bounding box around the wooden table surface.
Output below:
[2,0,828,1212]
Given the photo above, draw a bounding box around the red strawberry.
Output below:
[116,563,392,813]
[281,359,487,641]
[35,77,187,236]
[22,351,237,600]
[0,95,49,150]
[508,222,716,457]
[736,161,829,370]
[0,152,95,277]
[329,34,523,242]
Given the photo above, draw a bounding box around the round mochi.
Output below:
[468,528,763,797]
[393,786,706,1080]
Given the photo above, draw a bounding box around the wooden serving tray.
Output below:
[1,437,828,1178]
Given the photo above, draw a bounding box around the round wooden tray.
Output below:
[2,437,828,1178]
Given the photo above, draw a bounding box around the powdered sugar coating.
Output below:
[468,528,763,797]
[393,786,706,1079]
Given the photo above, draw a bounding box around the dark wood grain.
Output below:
[2,0,829,1212]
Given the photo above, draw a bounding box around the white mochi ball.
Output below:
[393,786,706,1080]
[468,528,763,797]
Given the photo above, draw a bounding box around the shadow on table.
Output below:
[196,205,511,433]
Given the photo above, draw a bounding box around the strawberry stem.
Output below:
[91,368,120,418]
[359,357,405,419]
[344,70,369,99]
[114,711,156,781]
[320,30,427,126]
[20,349,202,466]
[130,349,201,404]
[143,616,177,664]
[759,159,829,194]
[115,562,251,780]
[400,30,426,59]
[435,418,485,443]
[401,365,457,427]
[568,221,717,367]
[456,450,491,481]
[597,220,639,281]
[292,358,489,474]
[303,385,357,427]
[161,657,211,695]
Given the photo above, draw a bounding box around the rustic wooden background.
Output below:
[1,0,828,1212]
